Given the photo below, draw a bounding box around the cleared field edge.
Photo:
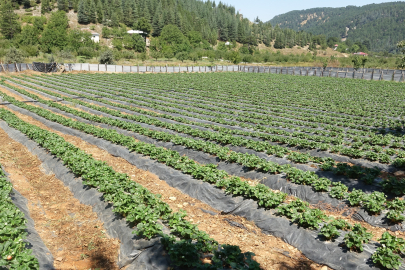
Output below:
[0,120,178,268]
[0,164,52,269]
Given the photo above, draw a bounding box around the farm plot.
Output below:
[1,72,405,269]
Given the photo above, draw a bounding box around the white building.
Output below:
[82,29,100,43]
[127,30,145,35]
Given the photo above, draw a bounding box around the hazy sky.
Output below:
[220,0,401,22]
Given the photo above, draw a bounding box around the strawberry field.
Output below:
[1,72,405,269]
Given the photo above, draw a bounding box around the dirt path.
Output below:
[0,129,120,270]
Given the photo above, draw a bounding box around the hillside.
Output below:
[269,2,405,52]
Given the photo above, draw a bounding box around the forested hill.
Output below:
[269,2,405,52]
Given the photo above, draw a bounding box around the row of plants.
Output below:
[26,75,405,164]
[0,164,40,269]
[43,74,383,131]
[1,89,404,226]
[10,78,397,188]
[0,108,261,269]
[49,74,405,154]
[68,72,405,120]
[33,74,386,136]
[47,74,402,148]
[69,73,389,122]
[2,106,403,270]
[1,81,386,190]
[13,77,401,174]
[6,78,382,181]
[65,73,388,132]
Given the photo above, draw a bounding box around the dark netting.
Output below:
[32,62,58,73]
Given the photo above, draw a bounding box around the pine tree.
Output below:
[122,0,133,26]
[152,2,164,36]
[110,11,119,27]
[78,0,89,24]
[41,0,51,14]
[130,0,138,24]
[88,0,96,23]
[112,0,123,24]
[96,0,104,23]
[57,0,69,11]
[0,0,21,39]
[73,0,80,12]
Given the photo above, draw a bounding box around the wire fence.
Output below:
[1,63,404,82]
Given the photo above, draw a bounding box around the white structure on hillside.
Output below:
[127,30,146,35]
[82,29,100,43]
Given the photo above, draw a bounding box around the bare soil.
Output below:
[0,128,120,270]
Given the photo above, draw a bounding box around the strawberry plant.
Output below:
[363,191,386,214]
[344,224,372,252]
[372,247,401,270]
[379,232,405,253]
[329,182,348,199]
[311,177,331,192]
[347,188,366,206]
[330,218,352,230]
[320,223,340,240]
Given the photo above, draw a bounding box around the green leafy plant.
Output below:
[344,224,372,252]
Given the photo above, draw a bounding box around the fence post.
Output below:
[137,64,139,73]
[115,65,116,72]
[179,64,180,73]
[98,64,100,71]
[130,65,132,72]
[205,66,207,72]
[80,63,82,71]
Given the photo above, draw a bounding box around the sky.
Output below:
[220,0,400,22]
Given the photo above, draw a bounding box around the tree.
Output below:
[150,50,162,61]
[112,38,122,50]
[40,11,69,52]
[16,25,39,46]
[152,3,164,37]
[96,0,104,23]
[160,25,183,44]
[139,52,147,62]
[351,55,367,70]
[78,0,89,24]
[176,51,188,62]
[228,50,241,64]
[41,0,51,14]
[99,50,114,64]
[397,41,405,69]
[0,0,21,39]
[162,46,174,59]
[136,17,151,34]
[88,0,97,24]
[5,47,25,63]
[132,34,146,52]
[187,31,202,47]
[57,0,69,12]
[189,52,199,63]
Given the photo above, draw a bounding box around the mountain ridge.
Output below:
[269,2,405,52]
